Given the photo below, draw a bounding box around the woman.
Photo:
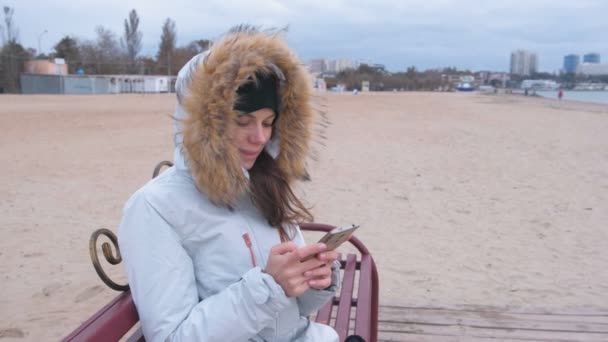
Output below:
[118,27,340,341]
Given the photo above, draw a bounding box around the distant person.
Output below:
[118,26,341,341]
[558,90,563,100]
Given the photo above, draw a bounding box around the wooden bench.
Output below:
[63,162,379,342]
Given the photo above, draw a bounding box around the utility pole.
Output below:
[37,29,48,57]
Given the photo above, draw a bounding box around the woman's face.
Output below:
[233,108,275,170]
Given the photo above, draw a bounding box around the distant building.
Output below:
[20,74,174,94]
[369,63,386,72]
[310,59,327,74]
[334,59,358,72]
[361,81,370,92]
[521,79,558,90]
[326,60,337,73]
[563,54,580,73]
[583,53,600,64]
[25,59,68,75]
[510,50,537,76]
[312,78,326,91]
[313,58,358,74]
[577,63,608,76]
[477,71,510,87]
[574,82,607,91]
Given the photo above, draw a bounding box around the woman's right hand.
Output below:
[263,242,328,297]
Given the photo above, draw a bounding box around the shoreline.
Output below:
[505,89,608,106]
[474,91,608,109]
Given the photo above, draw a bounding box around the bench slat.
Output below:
[354,253,373,341]
[125,326,145,342]
[335,253,357,340]
[63,291,139,342]
[315,296,334,325]
[315,253,344,325]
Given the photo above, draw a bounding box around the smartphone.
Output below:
[318,224,360,251]
[302,224,359,262]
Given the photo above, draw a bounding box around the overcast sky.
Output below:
[3,0,607,72]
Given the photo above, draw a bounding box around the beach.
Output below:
[1,92,607,340]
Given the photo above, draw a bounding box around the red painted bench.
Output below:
[63,162,379,342]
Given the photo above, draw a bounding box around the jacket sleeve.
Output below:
[296,260,340,316]
[293,228,340,316]
[118,191,291,342]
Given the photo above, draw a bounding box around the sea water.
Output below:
[536,91,608,105]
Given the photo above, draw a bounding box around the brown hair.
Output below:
[248,150,313,237]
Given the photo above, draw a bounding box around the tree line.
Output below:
[0,7,211,93]
[329,65,608,92]
[330,65,474,91]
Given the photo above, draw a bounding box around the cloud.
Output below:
[4,0,607,72]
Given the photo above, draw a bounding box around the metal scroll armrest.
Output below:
[89,228,129,291]
[89,160,174,292]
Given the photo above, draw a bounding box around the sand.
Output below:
[1,92,607,340]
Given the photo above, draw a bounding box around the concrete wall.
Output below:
[63,76,110,94]
[20,74,63,94]
[20,74,176,94]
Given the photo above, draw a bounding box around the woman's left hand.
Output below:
[303,250,339,290]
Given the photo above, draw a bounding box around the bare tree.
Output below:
[172,43,199,74]
[121,9,142,74]
[95,26,123,74]
[1,6,18,45]
[54,36,80,73]
[0,6,29,93]
[77,26,123,74]
[77,39,99,74]
[157,18,176,75]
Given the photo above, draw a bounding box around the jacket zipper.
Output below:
[243,229,287,268]
[242,233,256,267]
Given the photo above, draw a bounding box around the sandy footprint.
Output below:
[74,285,104,303]
[23,252,45,258]
[40,282,62,297]
[0,328,25,338]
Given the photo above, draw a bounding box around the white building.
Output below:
[310,58,359,74]
[326,60,337,73]
[312,78,326,91]
[108,75,172,93]
[310,59,327,73]
[520,79,558,90]
[577,63,608,76]
[333,59,357,72]
[510,50,538,76]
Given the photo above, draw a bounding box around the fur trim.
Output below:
[182,30,313,207]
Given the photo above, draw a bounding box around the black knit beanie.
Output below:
[234,72,279,117]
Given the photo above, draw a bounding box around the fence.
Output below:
[20,74,176,94]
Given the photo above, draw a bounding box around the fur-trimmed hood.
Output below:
[173,28,314,207]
